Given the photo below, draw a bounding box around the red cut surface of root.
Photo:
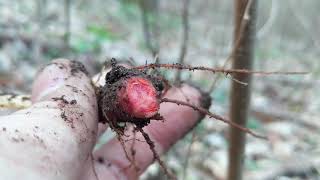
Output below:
[117,77,160,119]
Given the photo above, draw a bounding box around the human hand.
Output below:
[0,59,207,180]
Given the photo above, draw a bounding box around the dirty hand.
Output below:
[0,59,205,180]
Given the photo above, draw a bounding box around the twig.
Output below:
[161,98,267,139]
[175,0,190,83]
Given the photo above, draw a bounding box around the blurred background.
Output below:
[0,0,319,179]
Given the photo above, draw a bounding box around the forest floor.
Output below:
[0,1,319,179]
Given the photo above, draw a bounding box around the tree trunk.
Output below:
[227,1,257,180]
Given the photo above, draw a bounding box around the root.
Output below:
[91,153,100,180]
[137,127,177,180]
[117,132,140,172]
[124,138,146,143]
[133,63,308,75]
[161,98,267,140]
[130,130,140,172]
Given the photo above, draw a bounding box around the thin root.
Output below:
[117,134,140,172]
[137,127,177,180]
[161,98,268,140]
[91,153,100,180]
[124,138,146,143]
[134,63,308,75]
[130,130,140,172]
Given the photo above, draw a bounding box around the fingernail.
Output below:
[31,62,69,102]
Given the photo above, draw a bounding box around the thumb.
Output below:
[0,59,98,180]
[30,58,98,146]
[30,59,98,179]
[32,59,92,103]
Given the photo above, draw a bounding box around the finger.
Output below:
[0,59,98,180]
[90,84,209,179]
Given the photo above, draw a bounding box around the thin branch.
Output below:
[175,0,190,83]
[133,63,308,75]
[161,98,267,139]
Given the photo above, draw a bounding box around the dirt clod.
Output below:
[52,95,69,104]
[70,100,77,105]
[70,60,89,76]
[61,111,67,121]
